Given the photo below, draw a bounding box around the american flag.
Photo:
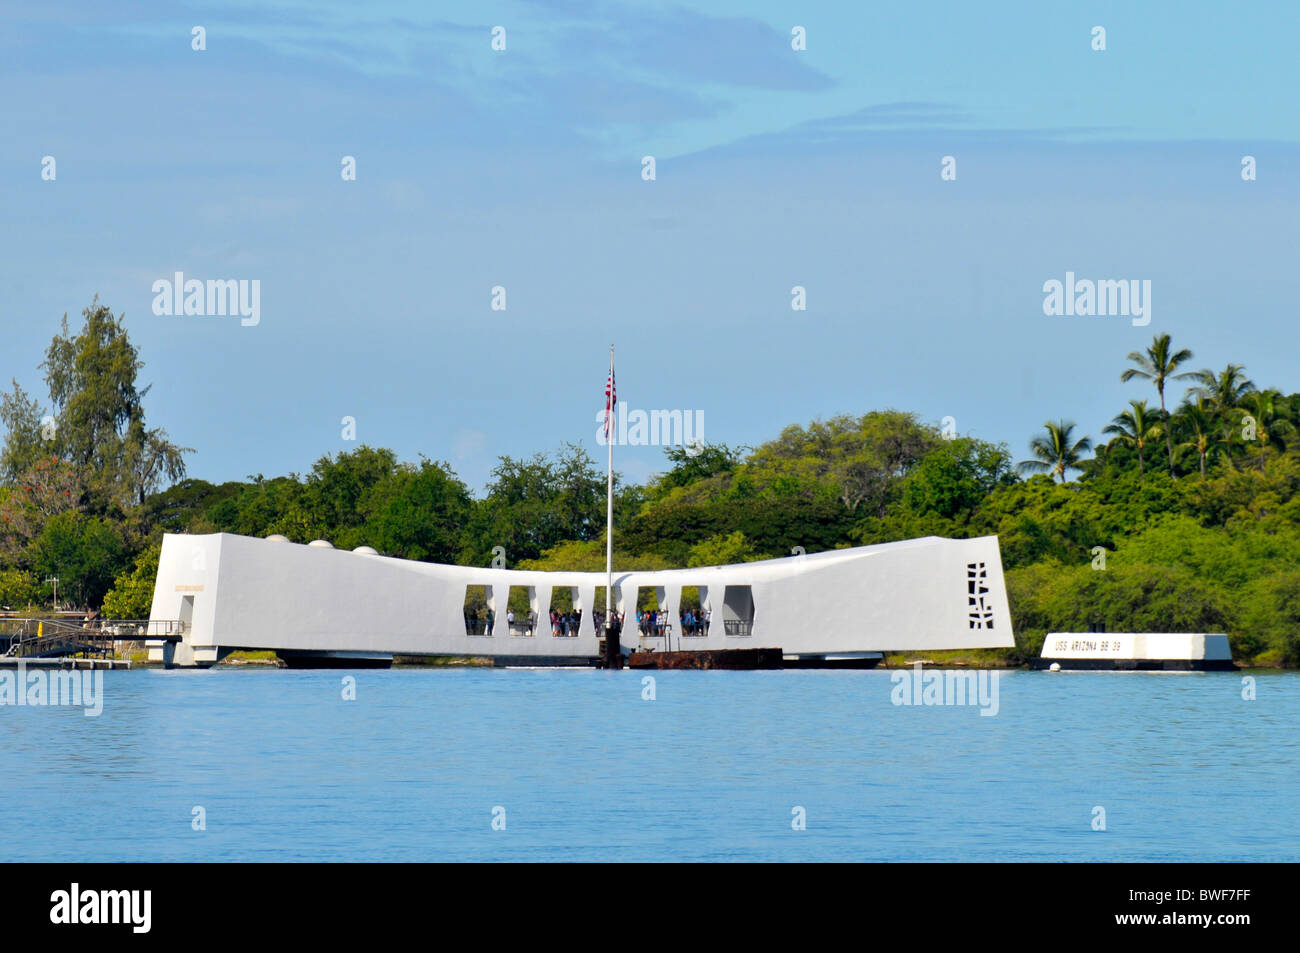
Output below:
[604,365,617,438]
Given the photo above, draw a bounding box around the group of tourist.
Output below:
[636,608,667,638]
[550,608,583,637]
[635,607,710,638]
[466,605,709,638]
[679,607,709,637]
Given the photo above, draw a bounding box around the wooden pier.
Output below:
[0,656,133,670]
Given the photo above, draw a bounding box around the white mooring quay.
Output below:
[147,531,1014,668]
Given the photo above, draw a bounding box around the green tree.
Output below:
[1237,389,1295,472]
[102,540,161,618]
[900,436,1016,519]
[123,417,190,506]
[550,443,606,545]
[40,300,190,508]
[1101,400,1162,477]
[1175,398,1219,479]
[1120,333,1196,477]
[745,411,938,513]
[1188,363,1254,443]
[1238,572,1300,666]
[1017,420,1093,483]
[0,457,84,563]
[0,567,41,610]
[0,380,49,484]
[140,478,244,534]
[363,458,473,562]
[464,444,607,565]
[292,445,399,545]
[649,442,744,498]
[687,531,761,567]
[29,511,127,608]
[621,496,852,564]
[214,475,305,538]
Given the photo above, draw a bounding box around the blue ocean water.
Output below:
[1,667,1296,862]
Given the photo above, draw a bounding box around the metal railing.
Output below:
[1,618,185,659]
[0,618,185,638]
[464,616,545,637]
[723,619,753,637]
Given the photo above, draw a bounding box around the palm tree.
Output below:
[1017,420,1093,484]
[1188,363,1255,442]
[1120,333,1196,477]
[1101,399,1162,477]
[1175,398,1218,479]
[1238,389,1297,472]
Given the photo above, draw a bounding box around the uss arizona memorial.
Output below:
[146,531,1015,668]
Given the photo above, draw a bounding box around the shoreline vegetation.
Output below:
[3,302,1298,668]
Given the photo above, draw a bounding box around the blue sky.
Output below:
[2,1,1297,492]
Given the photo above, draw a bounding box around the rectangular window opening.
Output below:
[679,586,707,637]
[635,586,669,640]
[549,586,582,637]
[722,585,754,637]
[464,585,495,636]
[506,586,537,636]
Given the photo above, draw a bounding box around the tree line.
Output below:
[1018,333,1294,482]
[2,302,1297,665]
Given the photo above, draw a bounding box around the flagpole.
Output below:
[605,344,614,633]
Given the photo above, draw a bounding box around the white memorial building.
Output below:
[147,531,1015,668]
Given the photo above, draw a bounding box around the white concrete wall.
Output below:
[147,534,225,664]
